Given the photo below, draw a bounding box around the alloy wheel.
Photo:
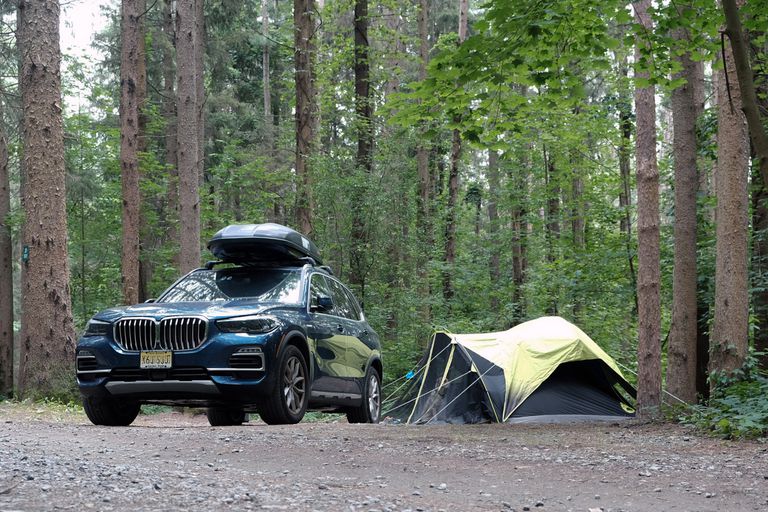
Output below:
[283,355,306,415]
[367,373,381,422]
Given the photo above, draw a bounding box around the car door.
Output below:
[306,273,349,393]
[326,278,373,394]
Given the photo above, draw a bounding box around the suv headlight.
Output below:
[83,319,111,337]
[217,315,282,335]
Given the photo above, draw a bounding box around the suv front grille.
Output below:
[114,317,208,352]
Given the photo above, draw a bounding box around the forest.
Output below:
[0,0,767,435]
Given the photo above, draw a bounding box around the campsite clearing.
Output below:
[0,405,766,511]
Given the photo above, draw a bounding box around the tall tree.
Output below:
[262,0,272,149]
[195,0,205,188]
[510,150,529,325]
[415,0,430,232]
[722,0,768,190]
[17,0,76,397]
[119,0,145,305]
[544,149,560,315]
[176,0,201,273]
[617,55,637,313]
[349,0,373,296]
[487,149,501,311]
[723,0,768,371]
[0,90,11,396]
[443,0,468,301]
[711,2,749,383]
[135,0,150,301]
[633,0,662,419]
[294,0,316,236]
[415,0,432,323]
[161,0,178,264]
[666,18,699,404]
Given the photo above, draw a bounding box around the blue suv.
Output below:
[76,224,383,426]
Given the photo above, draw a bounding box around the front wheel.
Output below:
[83,396,141,426]
[257,345,309,425]
[347,366,381,424]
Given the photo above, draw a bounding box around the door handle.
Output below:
[336,324,344,333]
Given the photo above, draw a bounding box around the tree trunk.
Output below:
[711,8,750,384]
[570,147,585,320]
[135,0,150,302]
[443,127,460,301]
[294,0,315,236]
[666,23,699,404]
[511,153,528,326]
[488,149,501,311]
[416,0,430,227]
[0,93,12,396]
[722,0,768,191]
[753,55,768,370]
[17,0,77,398]
[262,0,273,149]
[349,0,373,298]
[162,0,178,267]
[443,0,468,302]
[415,0,431,323]
[120,0,143,305]
[722,0,768,368]
[195,0,205,187]
[633,0,662,419]
[544,148,560,316]
[618,56,638,314]
[176,0,201,273]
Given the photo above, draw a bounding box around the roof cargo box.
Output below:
[207,223,323,265]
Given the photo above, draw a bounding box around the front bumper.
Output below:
[76,333,277,406]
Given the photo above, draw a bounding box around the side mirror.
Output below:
[311,295,333,313]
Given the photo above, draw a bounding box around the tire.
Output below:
[206,407,246,426]
[83,396,141,426]
[257,345,309,425]
[347,366,381,424]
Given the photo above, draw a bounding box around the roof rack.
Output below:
[203,257,333,275]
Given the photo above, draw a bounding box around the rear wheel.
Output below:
[83,396,141,426]
[258,345,309,425]
[347,366,381,424]
[206,407,246,426]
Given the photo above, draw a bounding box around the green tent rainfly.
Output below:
[385,316,636,424]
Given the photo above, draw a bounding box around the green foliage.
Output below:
[681,352,768,439]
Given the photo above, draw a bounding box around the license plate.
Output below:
[140,351,172,369]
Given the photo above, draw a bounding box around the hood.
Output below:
[93,299,292,323]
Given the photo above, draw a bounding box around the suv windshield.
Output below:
[159,267,303,304]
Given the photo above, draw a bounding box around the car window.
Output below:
[309,274,335,314]
[327,278,358,320]
[342,287,363,320]
[159,268,303,303]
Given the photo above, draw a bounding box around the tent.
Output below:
[385,316,636,424]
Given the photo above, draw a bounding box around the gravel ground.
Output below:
[1,403,767,512]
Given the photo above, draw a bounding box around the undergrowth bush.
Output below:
[681,352,768,439]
